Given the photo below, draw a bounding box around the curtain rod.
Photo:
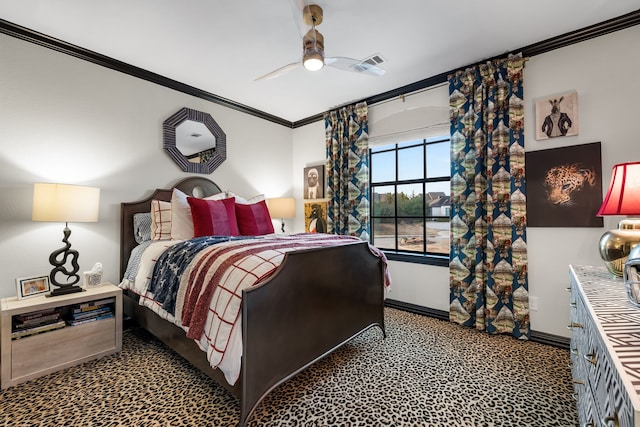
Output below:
[370,82,449,109]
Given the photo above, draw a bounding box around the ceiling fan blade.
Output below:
[254,61,301,81]
[325,56,386,76]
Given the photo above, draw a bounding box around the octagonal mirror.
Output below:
[163,107,227,174]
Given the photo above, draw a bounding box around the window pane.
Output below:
[397,184,423,216]
[425,181,450,216]
[398,219,424,252]
[372,217,396,250]
[369,137,451,260]
[426,140,451,178]
[371,151,395,183]
[373,185,395,217]
[398,145,424,181]
[426,218,450,254]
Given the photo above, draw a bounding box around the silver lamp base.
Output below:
[599,219,640,277]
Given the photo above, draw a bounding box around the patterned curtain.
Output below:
[324,102,370,240]
[449,53,529,339]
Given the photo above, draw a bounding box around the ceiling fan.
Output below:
[255,4,386,81]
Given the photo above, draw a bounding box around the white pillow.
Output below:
[227,191,265,205]
[171,188,230,240]
[150,199,172,240]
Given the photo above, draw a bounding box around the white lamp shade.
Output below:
[267,197,295,219]
[32,183,100,223]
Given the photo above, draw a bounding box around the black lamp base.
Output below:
[48,285,85,297]
[47,224,85,297]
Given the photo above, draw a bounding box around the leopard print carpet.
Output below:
[1,308,577,427]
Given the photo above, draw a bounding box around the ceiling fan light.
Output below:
[303,52,324,71]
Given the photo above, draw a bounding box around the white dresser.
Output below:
[569,265,640,427]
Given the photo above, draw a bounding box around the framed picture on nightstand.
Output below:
[16,275,50,299]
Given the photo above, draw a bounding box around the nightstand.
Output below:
[1,282,122,389]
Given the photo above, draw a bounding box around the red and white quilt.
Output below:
[120,233,390,385]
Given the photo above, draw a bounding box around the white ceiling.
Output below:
[1,1,639,123]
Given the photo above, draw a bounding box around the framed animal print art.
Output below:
[525,142,603,227]
[535,90,578,140]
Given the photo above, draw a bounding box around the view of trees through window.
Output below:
[370,137,450,258]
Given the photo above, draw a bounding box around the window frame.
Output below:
[369,136,450,267]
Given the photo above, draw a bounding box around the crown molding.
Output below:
[2,10,639,129]
[0,18,293,128]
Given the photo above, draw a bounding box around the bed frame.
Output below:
[120,177,386,426]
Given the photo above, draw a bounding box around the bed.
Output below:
[119,177,388,426]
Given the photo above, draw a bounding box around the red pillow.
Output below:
[187,197,239,237]
[235,200,275,236]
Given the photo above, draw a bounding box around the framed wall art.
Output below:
[525,142,603,227]
[535,90,578,140]
[16,275,50,299]
[304,201,328,233]
[303,165,324,200]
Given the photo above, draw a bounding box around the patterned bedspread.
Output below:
[121,233,389,385]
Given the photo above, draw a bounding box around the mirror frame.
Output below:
[163,107,227,174]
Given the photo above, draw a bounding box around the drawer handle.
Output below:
[566,287,572,292]
[601,413,619,427]
[584,353,597,366]
[570,301,577,308]
[568,322,584,329]
[571,348,579,356]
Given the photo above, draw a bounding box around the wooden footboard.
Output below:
[240,241,385,426]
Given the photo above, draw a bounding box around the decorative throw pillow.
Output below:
[133,212,152,244]
[150,199,172,240]
[235,199,275,236]
[171,188,230,240]
[187,197,240,237]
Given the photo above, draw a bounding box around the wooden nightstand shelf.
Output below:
[1,283,122,389]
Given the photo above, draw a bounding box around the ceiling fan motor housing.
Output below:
[303,29,324,56]
[302,4,325,70]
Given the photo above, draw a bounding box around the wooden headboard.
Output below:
[119,177,223,280]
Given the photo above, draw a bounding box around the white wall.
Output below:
[524,25,640,336]
[2,24,639,338]
[0,34,292,297]
[292,25,640,338]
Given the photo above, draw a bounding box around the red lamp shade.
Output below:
[597,162,640,216]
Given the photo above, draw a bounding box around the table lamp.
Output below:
[267,197,295,233]
[32,183,100,296]
[597,162,640,277]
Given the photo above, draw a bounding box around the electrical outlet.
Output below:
[530,296,538,311]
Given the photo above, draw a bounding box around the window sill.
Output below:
[383,251,449,266]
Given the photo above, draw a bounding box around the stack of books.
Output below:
[67,298,115,326]
[12,307,65,340]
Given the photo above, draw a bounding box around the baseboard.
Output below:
[384,299,570,350]
[385,299,449,321]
